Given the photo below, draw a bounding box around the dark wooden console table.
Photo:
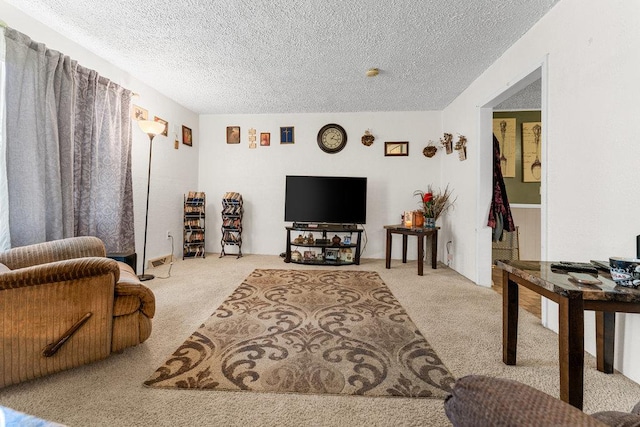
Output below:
[384,224,438,276]
[496,260,640,410]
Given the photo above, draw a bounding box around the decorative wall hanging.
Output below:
[423,141,437,158]
[454,135,467,161]
[248,128,257,149]
[226,126,240,144]
[132,105,148,121]
[361,130,375,146]
[182,125,192,146]
[522,122,542,182]
[492,118,516,177]
[440,133,453,154]
[384,141,408,156]
[260,132,270,146]
[280,127,294,144]
[153,116,168,137]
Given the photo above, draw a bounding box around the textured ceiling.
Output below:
[496,78,542,111]
[6,0,559,114]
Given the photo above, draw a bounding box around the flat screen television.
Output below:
[284,175,367,224]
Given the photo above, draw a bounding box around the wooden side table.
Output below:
[497,260,640,410]
[384,224,438,275]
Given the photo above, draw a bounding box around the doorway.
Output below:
[476,59,547,288]
[491,109,542,261]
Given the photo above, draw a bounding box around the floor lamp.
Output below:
[137,119,166,281]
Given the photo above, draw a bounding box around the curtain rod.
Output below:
[1,22,140,97]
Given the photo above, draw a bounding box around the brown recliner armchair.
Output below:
[0,236,155,388]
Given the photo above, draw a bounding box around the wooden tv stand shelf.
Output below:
[284,224,362,266]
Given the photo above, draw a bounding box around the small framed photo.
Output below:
[182,125,192,146]
[227,126,240,144]
[343,235,351,245]
[280,127,295,144]
[260,132,270,146]
[132,105,148,121]
[303,250,316,260]
[325,248,339,261]
[384,141,409,157]
[340,249,354,263]
[154,116,168,136]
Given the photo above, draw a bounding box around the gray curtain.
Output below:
[4,28,135,253]
[4,28,74,247]
[74,66,134,253]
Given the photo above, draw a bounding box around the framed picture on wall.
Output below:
[154,116,168,136]
[522,122,542,182]
[227,126,241,144]
[280,127,294,144]
[260,132,270,146]
[132,105,148,121]
[248,128,257,149]
[182,125,192,147]
[384,141,409,156]
[492,118,516,177]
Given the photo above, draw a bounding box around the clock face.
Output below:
[317,124,347,153]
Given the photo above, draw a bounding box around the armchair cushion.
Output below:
[0,236,106,270]
[590,411,640,427]
[444,375,606,426]
[591,399,640,427]
[0,257,120,290]
[111,261,155,353]
[113,262,155,318]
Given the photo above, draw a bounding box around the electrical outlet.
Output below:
[166,230,171,239]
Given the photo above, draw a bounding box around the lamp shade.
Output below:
[138,120,165,136]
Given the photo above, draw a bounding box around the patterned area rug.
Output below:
[144,269,455,398]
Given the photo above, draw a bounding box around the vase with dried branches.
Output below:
[413,184,456,226]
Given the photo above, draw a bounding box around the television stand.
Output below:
[285,224,362,266]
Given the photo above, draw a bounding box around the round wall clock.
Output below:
[317,123,347,153]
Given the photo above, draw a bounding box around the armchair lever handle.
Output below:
[42,312,93,357]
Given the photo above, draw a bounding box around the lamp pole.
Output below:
[137,120,166,281]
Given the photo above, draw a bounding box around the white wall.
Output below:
[442,0,640,383]
[0,1,200,270]
[199,111,445,260]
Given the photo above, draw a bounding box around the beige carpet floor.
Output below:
[1,255,639,426]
